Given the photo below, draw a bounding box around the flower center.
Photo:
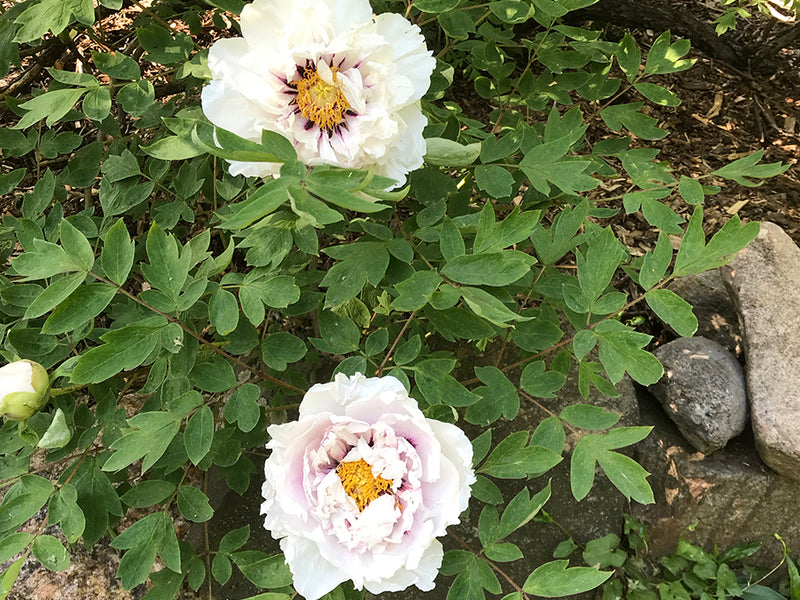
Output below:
[336,458,393,512]
[292,66,350,132]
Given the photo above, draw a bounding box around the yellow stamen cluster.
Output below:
[336,458,393,512]
[293,67,350,132]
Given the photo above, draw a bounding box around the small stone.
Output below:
[649,337,747,454]
[668,269,742,357]
[722,221,800,480]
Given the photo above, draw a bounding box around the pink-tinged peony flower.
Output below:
[201,0,435,188]
[261,373,475,600]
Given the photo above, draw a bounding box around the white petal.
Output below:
[363,539,444,594]
[281,536,348,600]
[427,418,476,517]
[373,13,435,103]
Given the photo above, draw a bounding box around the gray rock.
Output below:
[721,221,800,480]
[668,270,743,358]
[648,337,747,454]
[633,388,800,571]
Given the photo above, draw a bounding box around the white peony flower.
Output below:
[261,373,475,600]
[0,360,50,421]
[201,0,435,188]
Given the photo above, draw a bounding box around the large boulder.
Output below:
[648,337,747,454]
[632,389,800,570]
[721,222,800,480]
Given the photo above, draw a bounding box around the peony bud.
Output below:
[0,360,50,421]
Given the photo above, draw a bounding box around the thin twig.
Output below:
[376,310,417,376]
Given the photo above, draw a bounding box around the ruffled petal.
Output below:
[363,539,444,594]
[282,535,348,600]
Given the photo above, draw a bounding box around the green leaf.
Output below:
[0,168,25,195]
[0,476,54,535]
[22,169,55,219]
[13,0,94,43]
[42,284,117,334]
[617,34,641,81]
[520,361,567,398]
[190,357,237,393]
[520,140,598,195]
[15,88,88,129]
[71,457,123,547]
[673,207,760,276]
[102,410,181,473]
[445,553,502,600]
[583,533,627,569]
[23,272,85,320]
[48,484,85,546]
[225,384,260,432]
[0,533,33,564]
[634,82,681,107]
[213,553,233,585]
[677,175,704,205]
[576,226,624,304]
[120,480,176,508]
[531,417,566,454]
[523,560,612,597]
[639,231,672,290]
[177,485,214,522]
[467,366,520,425]
[12,239,82,281]
[261,333,307,371]
[310,310,360,354]
[209,288,240,336]
[530,200,589,264]
[460,286,528,327]
[479,431,562,479]
[217,179,293,229]
[644,30,695,75]
[645,289,698,337]
[601,103,667,140]
[489,482,552,544]
[112,511,180,589]
[711,149,788,187]
[475,165,515,198]
[185,406,214,465]
[560,405,620,430]
[137,25,193,64]
[37,409,72,449]
[393,270,442,311]
[231,551,293,589]
[142,221,189,301]
[414,359,481,407]
[32,535,69,572]
[100,219,135,286]
[220,525,250,554]
[570,427,654,503]
[489,0,533,23]
[424,137,481,166]
[91,50,140,79]
[71,317,168,384]
[82,86,112,121]
[594,320,663,385]
[306,179,388,214]
[321,242,389,307]
[442,250,535,286]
